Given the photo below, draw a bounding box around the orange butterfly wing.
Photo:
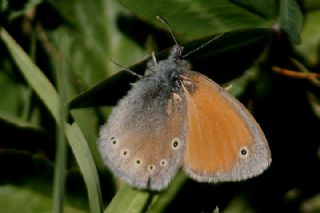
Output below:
[183,71,271,182]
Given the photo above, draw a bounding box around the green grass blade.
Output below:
[0,27,103,213]
[147,172,187,213]
[53,103,67,213]
[65,123,103,213]
[0,28,60,120]
[53,37,69,213]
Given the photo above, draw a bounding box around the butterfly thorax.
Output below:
[141,46,192,97]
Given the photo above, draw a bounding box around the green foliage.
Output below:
[1,0,320,212]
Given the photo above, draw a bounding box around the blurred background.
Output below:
[0,0,320,212]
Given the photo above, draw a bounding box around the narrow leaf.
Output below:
[53,36,69,213]
[0,27,103,213]
[105,184,156,213]
[0,28,60,119]
[147,172,187,213]
[65,123,103,213]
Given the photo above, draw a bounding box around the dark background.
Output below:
[0,0,320,212]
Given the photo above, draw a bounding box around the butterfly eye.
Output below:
[160,159,168,167]
[239,146,249,158]
[172,138,181,150]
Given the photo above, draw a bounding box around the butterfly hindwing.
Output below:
[98,80,187,190]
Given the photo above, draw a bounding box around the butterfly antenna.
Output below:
[156,16,182,56]
[182,33,224,59]
[110,59,142,79]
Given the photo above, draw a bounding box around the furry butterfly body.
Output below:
[98,46,271,191]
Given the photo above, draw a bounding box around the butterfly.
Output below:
[98,18,271,191]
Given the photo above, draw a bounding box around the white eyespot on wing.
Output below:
[147,164,156,173]
[134,158,143,166]
[120,149,130,158]
[160,159,168,167]
[171,138,181,150]
[108,136,119,146]
[239,146,249,159]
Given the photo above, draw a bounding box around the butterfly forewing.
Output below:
[183,71,271,182]
[98,82,187,190]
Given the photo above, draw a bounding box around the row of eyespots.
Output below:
[109,136,177,172]
[110,137,181,149]
[133,158,169,174]
[146,159,168,172]
[109,136,249,175]
[117,148,169,171]
[133,158,168,167]
[111,136,246,159]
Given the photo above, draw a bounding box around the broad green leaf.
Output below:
[279,0,304,43]
[50,0,145,87]
[69,28,271,108]
[69,70,137,109]
[295,10,320,65]
[232,0,278,19]
[118,0,276,39]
